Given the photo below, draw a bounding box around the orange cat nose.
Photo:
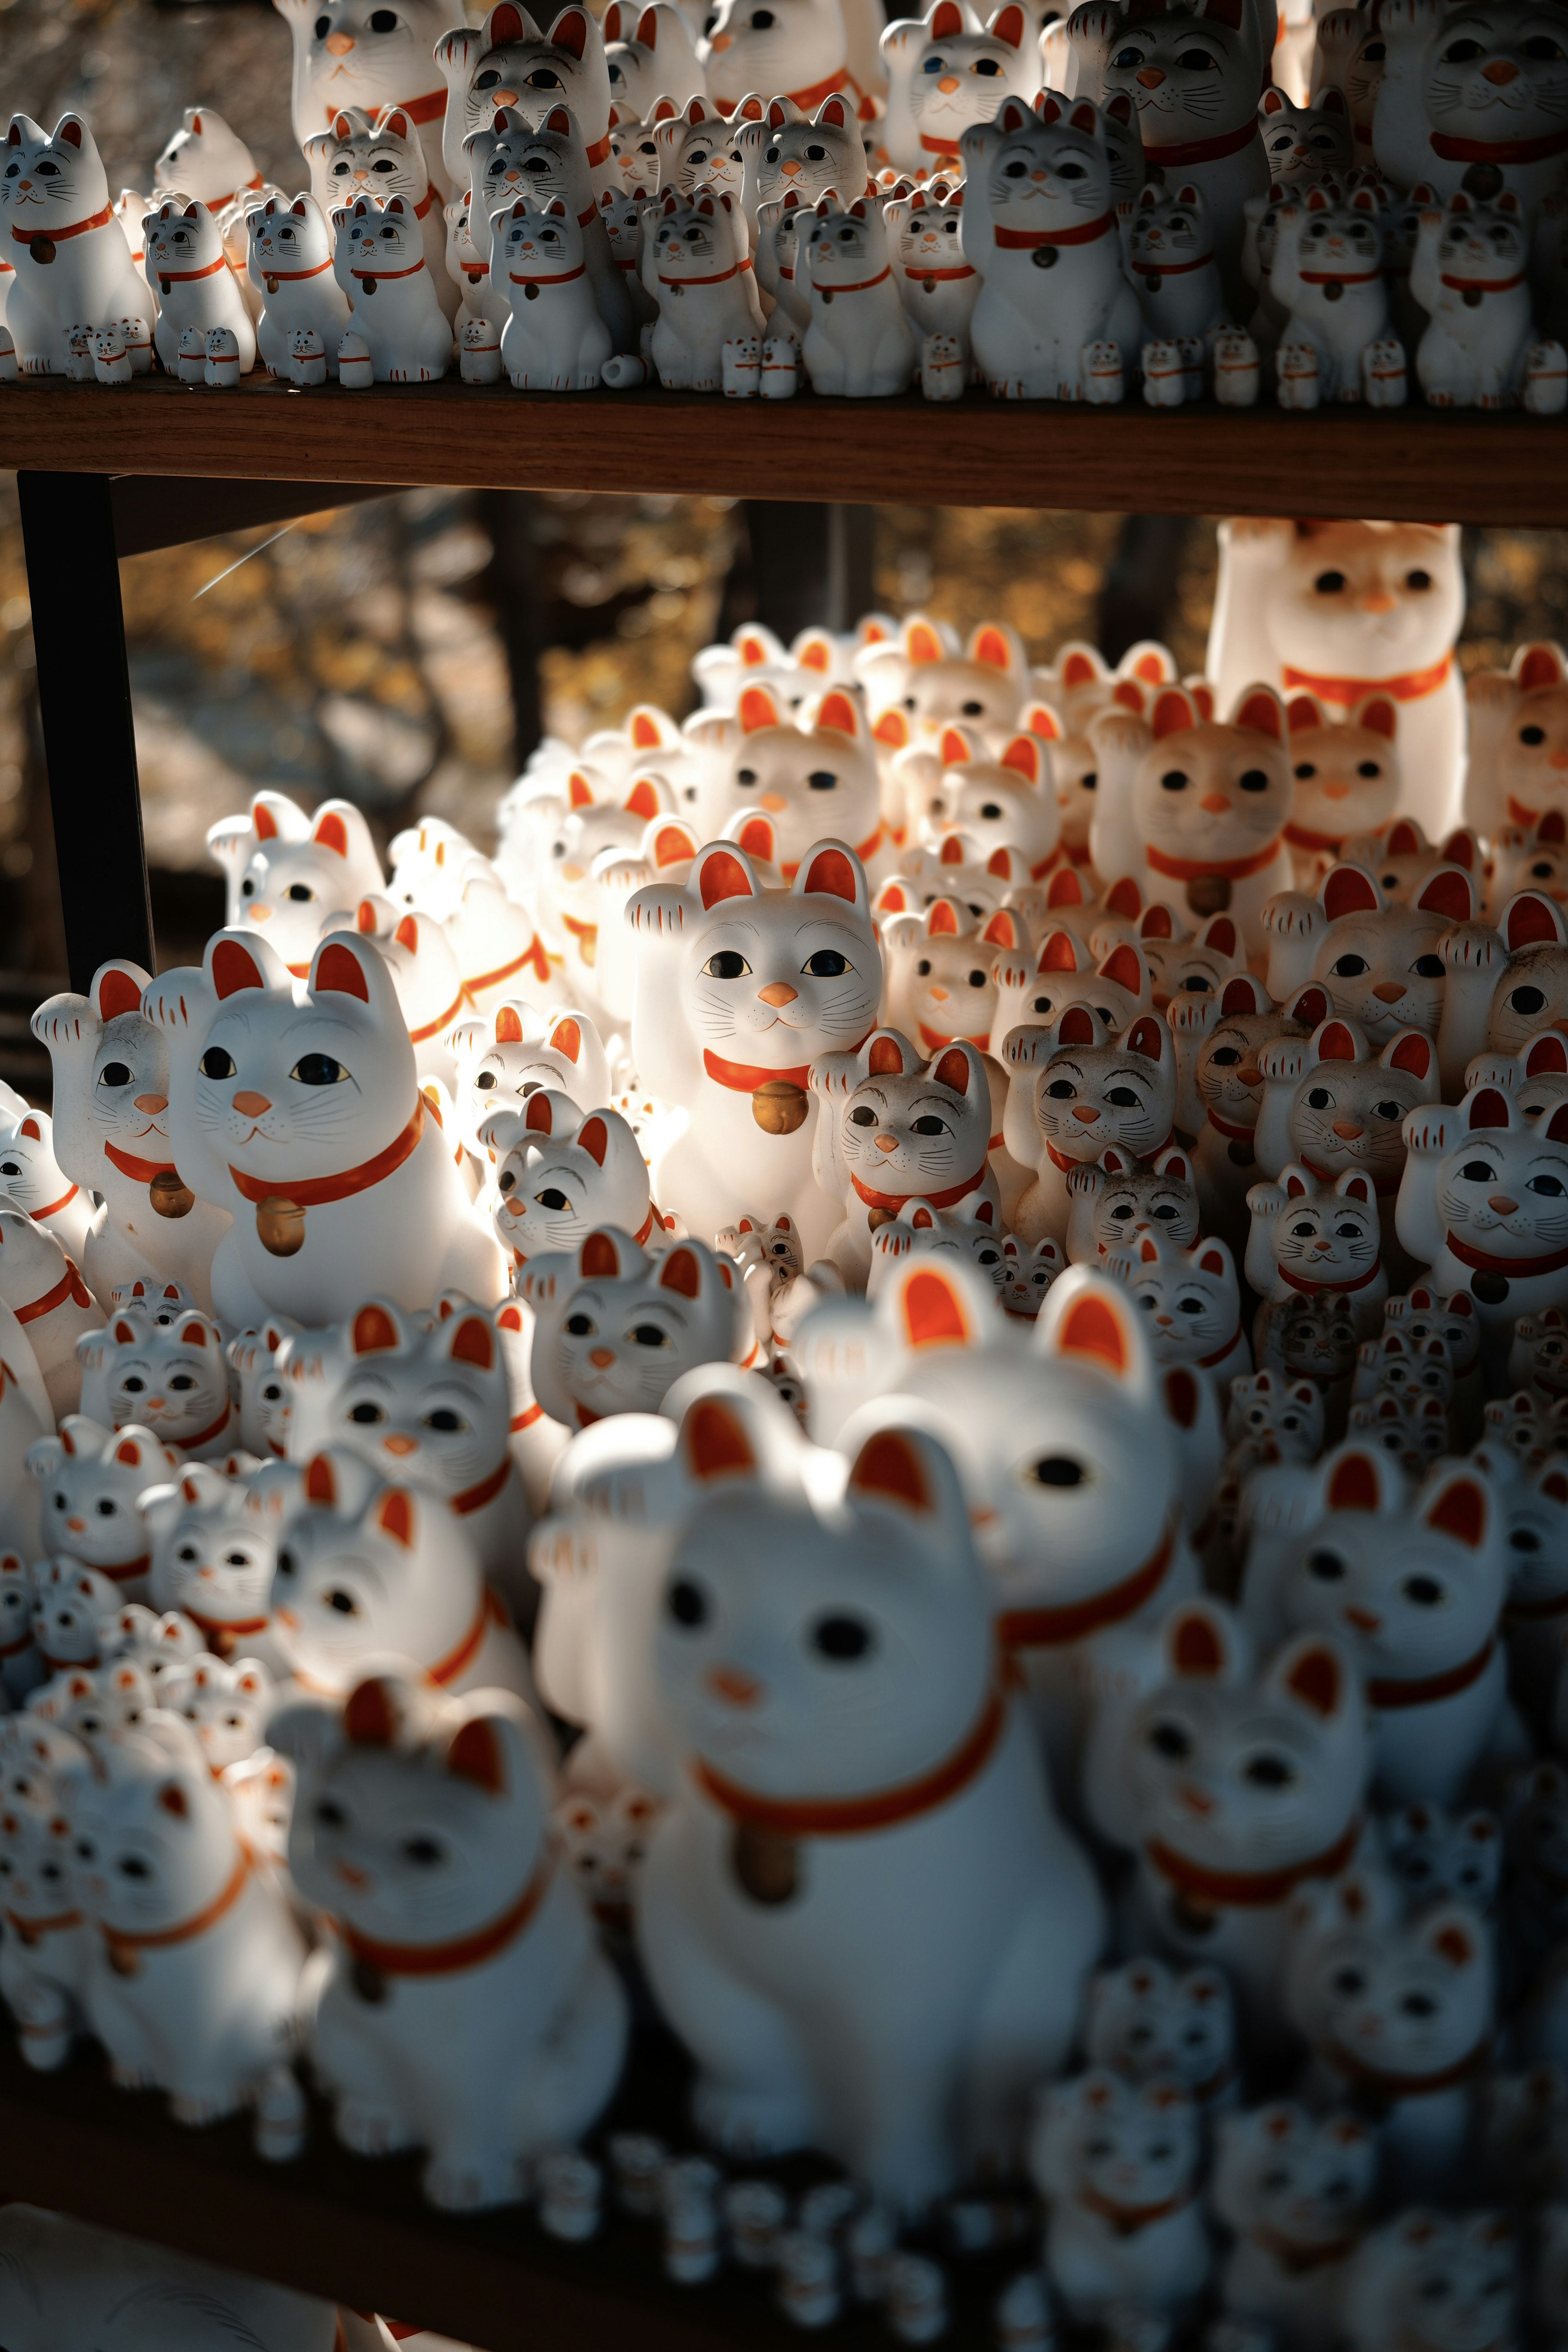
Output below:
[1136,65,1165,84]
[781,157,802,175]
[492,86,519,102]
[928,985,949,1002]
[1489,1194,1519,1215]
[1332,1120,1365,1138]
[1371,982,1405,1002]
[758,982,798,1006]
[588,1347,616,1368]
[1240,1069,1265,1088]
[938,72,959,88]
[383,1434,417,1456]
[1071,1104,1100,1123]
[232,1091,272,1116]
[1361,592,1396,613]
[708,27,731,44]
[1482,56,1518,79]
[1178,1784,1212,1815]
[1155,1313,1174,1327]
[65,1517,85,1534]
[759,793,788,812]
[873,1135,899,1153]
[1322,781,1350,800]
[1199,792,1231,814]
[134,1093,167,1114]
[1344,1606,1381,1633]
[335,1860,369,1887]
[1312,1236,1332,1252]
[707,1664,762,1706]
[246,904,272,921]
[324,28,355,50]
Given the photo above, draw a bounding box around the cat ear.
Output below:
[882,1256,994,1352]
[1124,1013,1166,1065]
[1515,642,1567,694]
[867,1031,913,1078]
[208,934,274,1000]
[546,5,591,59]
[1505,890,1568,951]
[1287,694,1323,734]
[445,1313,495,1373]
[1468,1085,1515,1131]
[1163,1599,1242,1683]
[1194,1238,1233,1283]
[1233,686,1286,741]
[545,196,569,219]
[1421,1466,1488,1550]
[1198,914,1238,960]
[1037,1267,1153,1394]
[931,1041,984,1100]
[1312,1017,1361,1063]
[374,1489,417,1549]
[56,117,86,151]
[547,1015,584,1065]
[1260,84,1287,115]
[1321,1442,1390,1513]
[1334,1171,1373,1204]
[94,962,147,1023]
[1413,864,1473,924]
[310,937,381,1007]
[1098,943,1147,996]
[1268,1631,1351,1724]
[1352,694,1397,742]
[680,1393,760,1483]
[1380,1028,1434,1083]
[1219,974,1270,1016]
[982,908,1023,951]
[1041,929,1086,973]
[576,1114,610,1168]
[1151,688,1198,742]
[968,622,1022,678]
[812,689,863,742]
[692,843,760,910]
[795,843,869,909]
[998,733,1046,785]
[443,1708,514,1796]
[173,1313,209,1349]
[343,1673,405,1748]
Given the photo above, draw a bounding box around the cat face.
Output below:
[333,190,424,279]
[1382,1800,1501,1911]
[498,193,585,280]
[271,1465,487,1692]
[1354,2211,1516,2352]
[277,1670,550,1951]
[890,186,968,279]
[1138,907,1248,1009]
[467,107,584,250]
[142,198,228,289]
[1287,695,1401,847]
[1100,11,1257,140]
[877,617,1028,746]
[0,1789,78,1928]
[1312,863,1471,1042]
[149,1464,280,1637]
[445,187,485,277]
[1258,84,1354,185]
[1025,1008,1178,1169]
[160,1654,274,1773]
[699,0,846,111]
[1107,1232,1241,1370]
[1384,1284,1481,1376]
[219,797,382,978]
[803,191,891,295]
[719,687,881,878]
[302,0,446,121]
[1085,1957,1236,2094]
[1124,1604,1365,1871]
[1484,645,1568,826]
[839,1031,994,1204]
[913,728,1059,875]
[998,1233,1065,1317]
[599,185,644,267]
[1423,6,1568,156]
[757,92,865,209]
[651,96,749,202]
[1431,185,1531,302]
[78,974,176,1174]
[247,194,334,278]
[0,1102,73,1222]
[1265,1163,1383,1292]
[1291,1019,1438,1192]
[1432,1085,1568,1270]
[1134,687,1292,867]
[307,102,427,211]
[1032,2071,1199,2213]
[96,1311,232,1458]
[32,1559,122,1669]
[651,185,741,278]
[991,929,1150,1054]
[523,1231,747,1428]
[894,0,1033,156]
[1287,182,1388,293]
[969,94,1118,252]
[299,1301,512,1499]
[1317,1901,1492,2085]
[29,1419,173,1584]
[454,2,610,154]
[1200,1008,1305,1135]
[450,1004,610,1155]
[66,1709,238,1936]
[656,1408,992,1798]
[3,114,109,236]
[484,1091,650,1262]
[1212,2103,1375,2245]
[1225,1369,1323,1456]
[1127,178,1217,275]
[1078,1144,1200,1259]
[154,106,258,205]
[1278,1448,1501,1684]
[1263,521,1463,677]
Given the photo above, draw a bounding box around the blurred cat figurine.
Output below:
[1085,1956,1238,2107]
[1271,183,1399,405]
[303,102,455,317]
[1396,1081,1568,1370]
[1282,694,1401,878]
[1212,2103,1377,2350]
[1246,1163,1388,1341]
[637,189,762,392]
[1372,0,1568,211]
[1343,2209,1517,2352]
[1001,1007,1178,1248]
[91,1308,236,1461]
[1412,188,1555,411]
[145,1462,284,1661]
[0,1090,93,1263]
[1127,181,1228,357]
[3,114,147,376]
[329,193,452,379]
[273,0,454,200]
[245,194,352,377]
[1030,2071,1210,2320]
[28,1417,174,1600]
[0,1210,96,1419]
[880,0,1035,174]
[153,105,262,210]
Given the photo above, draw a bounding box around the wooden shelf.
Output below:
[3,370,1566,522]
[0,2022,1019,2351]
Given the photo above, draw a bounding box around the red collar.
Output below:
[1196,1325,1243,1368]
[1205,1105,1259,1144]
[784,64,855,109]
[1326,2031,1490,2099]
[1297,266,1381,285]
[1146,837,1282,884]
[428,1585,507,1686]
[999,1522,1174,1651]
[995,211,1115,249]
[904,263,975,281]
[408,985,468,1045]
[1140,119,1258,166]
[1441,268,1526,294]
[1285,819,1347,855]
[1136,248,1214,276]
[1047,1129,1174,1175]
[13,1261,92,1324]
[815,262,890,293]
[1431,124,1568,164]
[5,1907,81,1947]
[351,258,425,280]
[156,255,227,284]
[1368,1635,1496,1711]
[0,1629,34,1659]
[1506,1584,1568,1621]
[919,129,964,156]
[228,1095,425,1211]
[1282,655,1450,707]
[78,1551,151,1588]
[919,1022,990,1053]
[339,1844,553,1981]
[451,1458,511,1516]
[1277,1254,1383,1296]
[204,173,264,212]
[1299,1151,1401,1198]
[659,256,753,287]
[172,1397,233,1454]
[259,256,334,283]
[510,261,586,285]
[1446,1229,1568,1280]
[104,1139,177,1183]
[1080,2187,1193,2236]
[11,203,113,247]
[695,1675,1008,1838]
[463,934,550,996]
[1147,1815,1361,1910]
[102,1845,249,1973]
[183,1606,270,1653]
[850,1162,987,1213]
[704,1046,811,1093]
[29,1183,78,1222]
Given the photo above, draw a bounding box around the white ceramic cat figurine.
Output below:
[1260,862,1472,1048]
[0,1768,91,2071]
[1251,1011,1440,1207]
[960,94,1140,401]
[635,1405,1106,2212]
[1127,180,1228,360]
[888,184,977,371]
[0,1210,97,1419]
[1002,1005,1178,1247]
[494,196,612,387]
[625,838,883,1261]
[273,0,453,200]
[1271,183,1398,404]
[880,0,1034,173]
[31,962,234,1320]
[448,1001,610,1159]
[272,1668,628,2208]
[92,1307,238,1461]
[1412,188,1547,410]
[64,1707,305,2143]
[704,683,884,884]
[1085,1954,1237,2105]
[153,106,262,211]
[1031,2071,1210,2320]
[1064,1143,1200,1265]
[1207,519,1466,843]
[812,1029,999,1285]
[0,1089,93,1263]
[270,1455,535,1702]
[142,199,257,378]
[638,188,762,391]
[1083,1598,1367,2029]
[1105,1230,1251,1396]
[1464,642,1568,838]
[246,194,352,376]
[1343,2209,1517,2352]
[143,929,502,1330]
[699,0,856,113]
[1372,0,1568,211]
[158,1653,275,1774]
[330,193,452,379]
[1282,692,1401,878]
[483,1091,656,1267]
[145,1461,284,1660]
[1246,1162,1388,1344]
[1212,2103,1377,2350]
[3,115,147,376]
[802,193,917,395]
[28,1417,174,1600]
[604,0,706,111]
[520,1229,754,1428]
[1396,1082,1568,1371]
[464,104,633,355]
[434,4,612,202]
[205,792,384,975]
[1257,83,1354,186]
[304,103,456,318]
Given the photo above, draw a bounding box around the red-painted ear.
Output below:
[1416,868,1471,923]
[1236,688,1285,741]
[697,848,755,909]
[868,1035,906,1078]
[1318,1021,1357,1061]
[814,689,858,737]
[1528,1033,1568,1075]
[737,684,780,735]
[1323,865,1379,922]
[1139,904,1174,941]
[802,847,858,902]
[933,1047,971,1093]
[1171,1607,1224,1677]
[900,1265,971,1348]
[658,1245,701,1298]
[158,1781,189,1818]
[1470,1087,1511,1130]
[1359,696,1397,742]
[1099,943,1144,994]
[1055,1289,1134,1377]
[1284,1644,1341,1718]
[212,939,268,1000]
[1518,642,1565,693]
[312,810,350,858]
[548,1017,581,1065]
[314,942,371,1002]
[734,816,776,861]
[449,1314,493,1371]
[17,1115,40,1141]
[1220,976,1263,1016]
[684,1396,756,1479]
[982,909,1021,949]
[1327,1451,1380,1511]
[622,777,660,823]
[376,1489,416,1548]
[849,1427,931,1511]
[1125,1014,1164,1062]
[1151,688,1197,742]
[1389,1032,1432,1078]
[494,1006,525,1045]
[304,1454,337,1507]
[580,1231,619,1280]
[548,4,590,58]
[344,1676,398,1745]
[567,771,595,812]
[524,1091,553,1136]
[446,1715,506,1793]
[651,822,696,869]
[1042,930,1079,973]
[352,1305,399,1355]
[1287,697,1321,733]
[1426,1474,1486,1548]
[576,1114,609,1168]
[96,966,144,1022]
[1508,893,1561,950]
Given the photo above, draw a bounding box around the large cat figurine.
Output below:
[625,838,882,1261]
[699,0,858,114]
[272,1668,628,2209]
[880,0,1036,175]
[1207,519,1466,843]
[4,114,147,376]
[0,2206,340,2351]
[31,962,232,1319]
[272,0,454,199]
[1372,0,1568,211]
[635,1404,1105,2213]
[142,929,502,1330]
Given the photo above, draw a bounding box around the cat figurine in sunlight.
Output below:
[802,195,917,398]
[710,684,884,883]
[447,1002,610,1160]
[812,1029,999,1286]
[482,1091,657,1266]
[28,1418,174,1601]
[519,1229,754,1430]
[145,1461,284,1661]
[637,189,763,393]
[0,1210,96,1420]
[205,793,384,977]
[0,1089,93,1265]
[329,194,452,381]
[92,1308,238,1461]
[273,0,454,199]
[1251,1012,1441,1206]
[887,186,978,377]
[246,195,352,379]
[434,3,613,198]
[495,198,612,390]
[304,102,456,318]
[271,1668,628,2209]
[3,114,147,376]
[1002,1007,1178,1247]
[153,105,262,210]
[880,0,1034,174]
[143,199,257,379]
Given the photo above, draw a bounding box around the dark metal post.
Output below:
[17,471,154,990]
[742,503,878,640]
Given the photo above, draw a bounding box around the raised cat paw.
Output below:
[1401,1108,1452,1157]
[1259,1039,1308,1085]
[1260,892,1321,942]
[1000,1023,1056,1069]
[1441,921,1505,975]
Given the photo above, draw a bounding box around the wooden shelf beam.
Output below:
[2,372,1566,522]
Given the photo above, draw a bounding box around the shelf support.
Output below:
[18,470,154,991]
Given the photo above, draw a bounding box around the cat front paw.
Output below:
[1441,920,1505,977]
[335,2097,414,2157]
[1167,993,1220,1040]
[1401,1107,1452,1158]
[1000,1023,1056,1069]
[1064,1163,1102,1199]
[424,2149,525,2212]
[693,2075,814,2158]
[169,2084,241,2127]
[1245,1181,1290,1224]
[1260,892,1321,945]
[809,1052,864,1102]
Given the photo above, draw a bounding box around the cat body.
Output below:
[519,1229,753,1429]
[812,1029,999,1285]
[329,192,452,379]
[1212,2102,1377,2350]
[0,1209,97,1420]
[1465,641,1568,838]
[1206,518,1466,843]
[959,95,1142,401]
[144,929,502,1330]
[246,194,352,375]
[644,188,763,391]
[1001,1004,1177,1247]
[1373,0,1568,210]
[802,192,917,396]
[464,104,632,354]
[887,185,978,368]
[1413,187,1539,410]
[1104,1229,1251,1396]
[142,199,257,377]
[305,102,456,318]
[1397,1082,1568,1373]
[65,1708,305,2129]
[0,1779,92,2071]
[1065,1140,1200,1265]
[0,1092,93,1265]
[1031,2071,1210,2319]
[1245,1161,1389,1341]
[4,114,147,376]
[483,1090,655,1265]
[494,195,612,387]
[91,1308,238,1461]
[27,1418,174,1600]
[635,1407,1105,2213]
[625,838,883,1262]
[880,0,1036,174]
[1127,179,1228,351]
[1272,182,1394,402]
[274,1670,627,2209]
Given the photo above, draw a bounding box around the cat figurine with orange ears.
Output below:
[811,1029,999,1286]
[802,192,918,398]
[30,962,233,1321]
[1270,182,1401,405]
[902,723,1061,879]
[886,185,978,374]
[152,106,263,213]
[1260,860,1476,1048]
[1064,1142,1200,1265]
[635,187,763,392]
[1251,1009,1441,1212]
[1257,83,1355,187]
[446,1002,611,1162]
[141,929,503,1332]
[879,0,1036,175]
[142,200,258,379]
[434,3,613,200]
[707,682,886,885]
[245,195,353,378]
[1247,1160,1389,1341]
[989,931,1152,1057]
[88,1307,238,1463]
[1168,973,1308,1249]
[272,0,454,198]
[205,793,384,977]
[329,193,452,381]
[463,105,634,357]
[1282,693,1401,882]
[602,0,706,114]
[481,1091,657,1266]
[1207,519,1466,844]
[1104,1229,1251,1396]
[303,103,457,319]
[0,1088,94,1265]
[1464,641,1568,840]
[494,196,612,389]
[3,115,148,376]
[519,1228,754,1429]
[698,0,856,118]
[1002,1004,1178,1248]
[856,612,1030,746]
[1396,1080,1568,1373]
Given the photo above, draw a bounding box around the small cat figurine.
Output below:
[4,114,148,376]
[802,192,918,397]
[1413,188,1544,410]
[1343,2209,1517,2352]
[143,198,258,379]
[603,0,705,115]
[1246,1162,1388,1342]
[1085,1955,1238,2106]
[1396,1082,1568,1370]
[1030,2070,1210,2320]
[434,3,612,199]
[1252,1011,1441,1201]
[245,194,352,378]
[1212,2102,1377,2350]
[991,930,1152,1057]
[465,104,632,354]
[1127,181,1228,359]
[272,1668,628,2209]
[205,792,384,976]
[906,723,1061,878]
[1282,694,1401,879]
[89,1307,237,1462]
[519,1229,753,1428]
[1174,975,1307,1250]
[494,196,612,388]
[856,612,1030,744]
[887,185,977,376]
[310,101,456,303]
[28,1417,176,1600]
[960,94,1141,402]
[1379,1797,1501,1913]
[1271,181,1399,404]
[635,1406,1106,2214]
[1064,1142,1200,1267]
[0,1765,91,2071]
[145,1461,285,1662]
[1258,83,1355,188]
[812,1029,999,1286]
[880,0,1035,174]
[640,188,763,392]
[329,193,452,380]
[159,1653,275,1774]
[880,894,1012,1057]
[1001,1005,1178,1248]
[1465,641,1568,839]
[0,1089,93,1264]
[1105,1229,1252,1396]
[483,1091,655,1266]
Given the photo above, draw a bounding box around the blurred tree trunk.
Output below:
[483,490,545,769]
[1098,514,1192,666]
[719,504,878,644]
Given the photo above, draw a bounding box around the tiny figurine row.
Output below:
[9,517,1568,2351]
[5,0,1568,406]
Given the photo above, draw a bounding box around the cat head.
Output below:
[1224,1367,1324,1456]
[912,725,1061,875]
[872,615,1028,746]
[1029,2070,1200,2212]
[1286,695,1401,849]
[1098,0,1261,140]
[158,1653,274,1773]
[1421,6,1568,163]
[0,1784,79,1928]
[1288,1016,1440,1191]
[1284,179,1388,283]
[1427,1082,1568,1271]
[306,100,428,217]
[141,197,229,281]
[287,1300,513,1503]
[497,191,586,277]
[444,185,484,274]
[598,0,701,116]
[1127,178,1218,277]
[802,188,890,290]
[832,1029,994,1204]
[1478,643,1568,829]
[888,182,969,275]
[1258,82,1354,185]
[717,685,881,879]
[65,1706,237,1935]
[650,183,744,278]
[146,1462,281,1636]
[964,91,1117,243]
[31,1559,122,1669]
[153,106,258,205]
[4,114,110,226]
[298,0,451,124]
[334,189,425,276]
[466,102,586,247]
[699,0,847,112]
[98,1310,233,1459]
[864,1196,1009,1302]
[1346,2209,1516,2352]
[998,1232,1067,1317]
[1261,521,1464,678]
[1138,905,1249,1008]
[28,1418,174,1587]
[245,192,333,274]
[482,1091,651,1263]
[1312,1899,1494,2086]
[445,1000,609,1155]
[1019,1006,1178,1168]
[522,1230,750,1428]
[1485,891,1568,1051]
[0,1098,73,1225]
[1124,1603,1365,1871]
[1198,982,1304,1135]
[1263,1161,1384,1292]
[1381,1799,1501,1913]
[452,4,610,157]
[1308,862,1473,1042]
[205,793,381,973]
[1073,1142,1200,1260]
[1277,1447,1501,1685]
[1133,684,1292,865]
[270,1461,487,1691]
[1430,185,1532,299]
[1105,1231,1241,1370]
[991,929,1151,1056]
[1211,2102,1376,2245]
[1383,1283,1481,1376]
[628,839,882,1067]
[1085,1955,1236,2094]
[883,0,1034,164]
[272,1670,555,1947]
